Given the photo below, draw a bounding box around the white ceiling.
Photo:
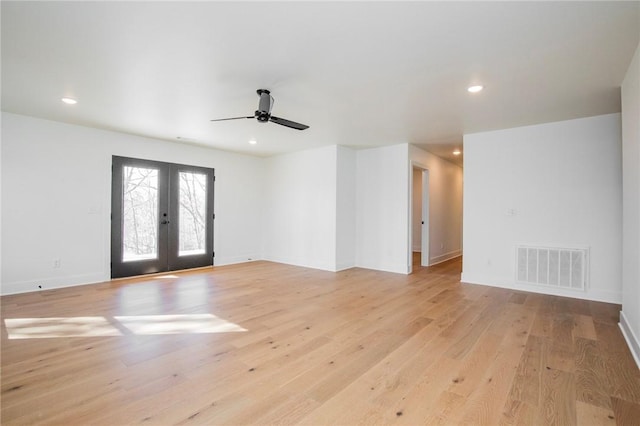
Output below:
[2,1,639,166]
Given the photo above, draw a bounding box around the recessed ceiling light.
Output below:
[248,139,257,145]
[61,97,77,105]
[467,85,483,93]
[453,149,461,156]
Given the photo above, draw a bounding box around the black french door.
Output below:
[111,156,215,278]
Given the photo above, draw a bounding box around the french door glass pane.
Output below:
[179,171,207,256]
[122,166,159,262]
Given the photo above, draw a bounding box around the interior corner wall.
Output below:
[462,113,622,303]
[336,146,356,271]
[1,112,265,295]
[263,145,338,271]
[355,143,410,274]
[0,112,3,287]
[409,145,463,266]
[620,41,640,366]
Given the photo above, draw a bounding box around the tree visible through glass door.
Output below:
[178,171,207,257]
[122,165,159,262]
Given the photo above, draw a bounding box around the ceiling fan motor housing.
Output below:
[257,89,273,115]
[255,110,270,122]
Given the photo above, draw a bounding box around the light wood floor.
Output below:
[2,257,640,425]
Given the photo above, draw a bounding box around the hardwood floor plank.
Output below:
[2,257,639,425]
[447,330,506,398]
[573,313,598,340]
[595,322,640,404]
[575,337,613,409]
[547,312,576,372]
[305,331,411,403]
[500,399,537,426]
[443,298,505,360]
[421,391,466,425]
[576,401,616,426]
[536,368,577,426]
[508,292,528,305]
[530,309,553,338]
[507,334,547,407]
[590,302,621,326]
[453,303,535,425]
[371,354,462,425]
[611,396,640,426]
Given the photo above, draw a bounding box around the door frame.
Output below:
[110,156,215,279]
[409,162,430,273]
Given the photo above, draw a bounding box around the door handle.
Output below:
[161,220,170,225]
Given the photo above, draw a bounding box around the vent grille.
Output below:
[516,245,588,290]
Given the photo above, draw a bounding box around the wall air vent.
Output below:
[516,245,589,291]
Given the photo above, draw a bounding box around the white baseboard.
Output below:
[460,273,621,304]
[335,262,356,272]
[216,254,262,266]
[1,272,108,296]
[619,311,640,370]
[355,259,409,275]
[262,255,337,272]
[430,250,462,266]
[1,254,265,296]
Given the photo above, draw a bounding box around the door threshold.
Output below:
[110,265,214,283]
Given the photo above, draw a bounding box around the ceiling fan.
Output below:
[210,89,309,130]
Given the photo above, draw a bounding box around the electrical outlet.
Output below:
[53,259,61,269]
[440,243,444,249]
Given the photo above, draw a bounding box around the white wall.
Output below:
[336,145,356,271]
[355,144,410,274]
[1,115,374,292]
[620,42,640,366]
[462,113,622,303]
[1,115,464,295]
[1,112,265,295]
[409,145,463,266]
[0,113,3,287]
[263,145,338,271]
[263,142,463,275]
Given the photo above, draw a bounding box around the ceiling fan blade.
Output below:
[269,115,309,130]
[210,116,253,122]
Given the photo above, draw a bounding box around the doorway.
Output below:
[111,156,215,278]
[411,166,429,270]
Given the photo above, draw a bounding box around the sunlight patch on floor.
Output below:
[4,314,246,339]
[4,317,122,339]
[114,314,247,335]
